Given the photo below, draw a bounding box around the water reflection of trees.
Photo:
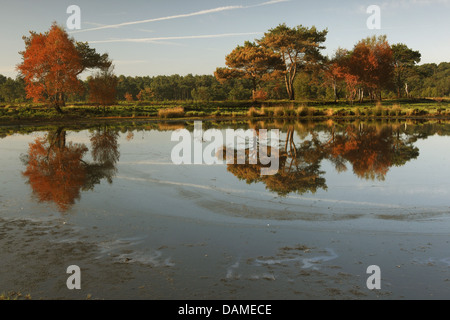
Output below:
[22,126,121,212]
[326,124,420,180]
[226,122,419,196]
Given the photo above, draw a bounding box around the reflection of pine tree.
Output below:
[226,127,327,196]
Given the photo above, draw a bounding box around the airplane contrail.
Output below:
[70,0,289,34]
[88,32,263,44]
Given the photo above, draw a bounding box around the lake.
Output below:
[0,119,449,299]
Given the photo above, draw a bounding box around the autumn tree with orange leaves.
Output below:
[347,36,395,102]
[17,23,111,113]
[88,66,118,111]
[323,48,348,102]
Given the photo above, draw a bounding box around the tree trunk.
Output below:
[54,104,63,114]
[288,88,295,100]
[287,79,295,100]
[285,69,296,101]
[252,78,257,101]
[397,73,402,98]
[333,81,337,103]
[54,127,66,149]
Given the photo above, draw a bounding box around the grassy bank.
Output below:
[0,98,449,124]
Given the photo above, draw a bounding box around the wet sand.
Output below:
[1,210,449,300]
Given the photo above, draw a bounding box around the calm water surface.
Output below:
[0,120,449,299]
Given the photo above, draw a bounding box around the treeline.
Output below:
[0,73,256,103]
[1,62,448,104]
[114,74,255,102]
[0,75,26,103]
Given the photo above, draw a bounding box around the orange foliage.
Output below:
[253,89,269,101]
[17,24,83,111]
[22,133,88,212]
[88,68,118,107]
[328,126,394,180]
[347,37,394,100]
[124,92,134,102]
[22,128,122,212]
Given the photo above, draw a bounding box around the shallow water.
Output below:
[0,120,449,299]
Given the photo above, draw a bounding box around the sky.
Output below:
[0,0,449,78]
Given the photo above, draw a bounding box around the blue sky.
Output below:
[0,0,449,78]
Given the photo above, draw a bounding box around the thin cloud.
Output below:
[250,0,290,7]
[70,0,289,34]
[84,21,107,27]
[135,28,155,33]
[70,6,243,34]
[88,32,263,44]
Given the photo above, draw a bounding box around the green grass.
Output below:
[0,98,449,123]
[0,291,31,300]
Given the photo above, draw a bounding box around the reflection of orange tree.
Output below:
[326,124,419,181]
[22,127,120,212]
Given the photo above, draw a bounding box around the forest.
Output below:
[1,63,449,105]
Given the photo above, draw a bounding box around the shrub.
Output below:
[296,106,308,117]
[285,108,296,118]
[390,104,402,116]
[124,93,134,102]
[158,106,185,118]
[374,103,384,117]
[437,107,446,115]
[273,107,285,117]
[308,107,317,117]
[247,107,261,118]
[253,89,268,101]
[261,107,274,117]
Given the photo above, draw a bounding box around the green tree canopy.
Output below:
[392,43,421,98]
[258,24,328,100]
